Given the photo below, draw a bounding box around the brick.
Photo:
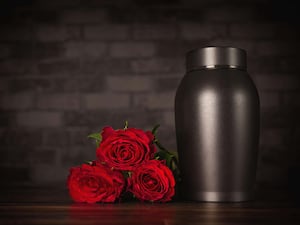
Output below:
[85,0,132,7]
[107,76,154,92]
[37,93,80,110]
[0,44,11,59]
[0,94,34,110]
[108,7,192,23]
[255,41,300,56]
[28,148,57,164]
[84,93,130,109]
[9,79,53,93]
[248,57,300,74]
[42,129,68,147]
[133,92,175,110]
[0,78,9,92]
[131,58,184,73]
[109,42,156,58]
[66,25,82,40]
[259,92,280,109]
[9,78,103,93]
[256,163,288,188]
[156,40,201,57]
[30,164,69,184]
[64,41,107,58]
[35,26,68,42]
[133,24,177,40]
[34,42,65,59]
[0,166,30,183]
[38,59,80,76]
[261,111,292,128]
[179,23,227,40]
[16,111,63,127]
[35,0,81,8]
[81,59,131,74]
[260,145,289,167]
[10,42,34,59]
[62,9,107,24]
[0,129,43,147]
[61,78,106,92]
[294,129,300,145]
[163,111,175,127]
[84,25,130,40]
[154,77,181,91]
[64,111,109,126]
[229,24,276,39]
[121,111,164,130]
[180,0,226,6]
[27,9,60,24]
[68,128,91,146]
[0,147,30,164]
[283,92,300,107]
[279,57,300,73]
[0,59,37,75]
[0,113,12,126]
[260,128,289,147]
[62,146,95,165]
[64,111,162,128]
[0,26,32,41]
[203,6,255,22]
[254,75,300,91]
[274,24,300,40]
[33,25,80,41]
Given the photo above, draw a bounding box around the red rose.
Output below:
[67,162,125,203]
[128,160,175,202]
[96,126,156,171]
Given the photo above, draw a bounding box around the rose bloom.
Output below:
[67,162,125,203]
[96,126,157,171]
[129,160,175,202]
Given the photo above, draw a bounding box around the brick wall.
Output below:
[0,0,299,190]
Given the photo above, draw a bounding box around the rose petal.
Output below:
[67,163,125,203]
[101,126,115,141]
[96,128,157,170]
[129,160,175,202]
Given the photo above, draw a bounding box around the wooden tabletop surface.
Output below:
[0,187,300,225]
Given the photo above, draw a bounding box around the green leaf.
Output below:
[122,171,132,178]
[84,160,93,165]
[124,120,129,130]
[151,124,160,135]
[87,132,102,147]
[154,149,181,182]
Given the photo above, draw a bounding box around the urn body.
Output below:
[175,47,260,202]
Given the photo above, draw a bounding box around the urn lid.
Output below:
[186,46,247,71]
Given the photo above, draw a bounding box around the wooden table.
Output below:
[0,187,300,225]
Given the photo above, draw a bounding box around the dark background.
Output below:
[0,0,299,193]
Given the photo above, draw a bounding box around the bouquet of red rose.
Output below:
[67,122,179,203]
